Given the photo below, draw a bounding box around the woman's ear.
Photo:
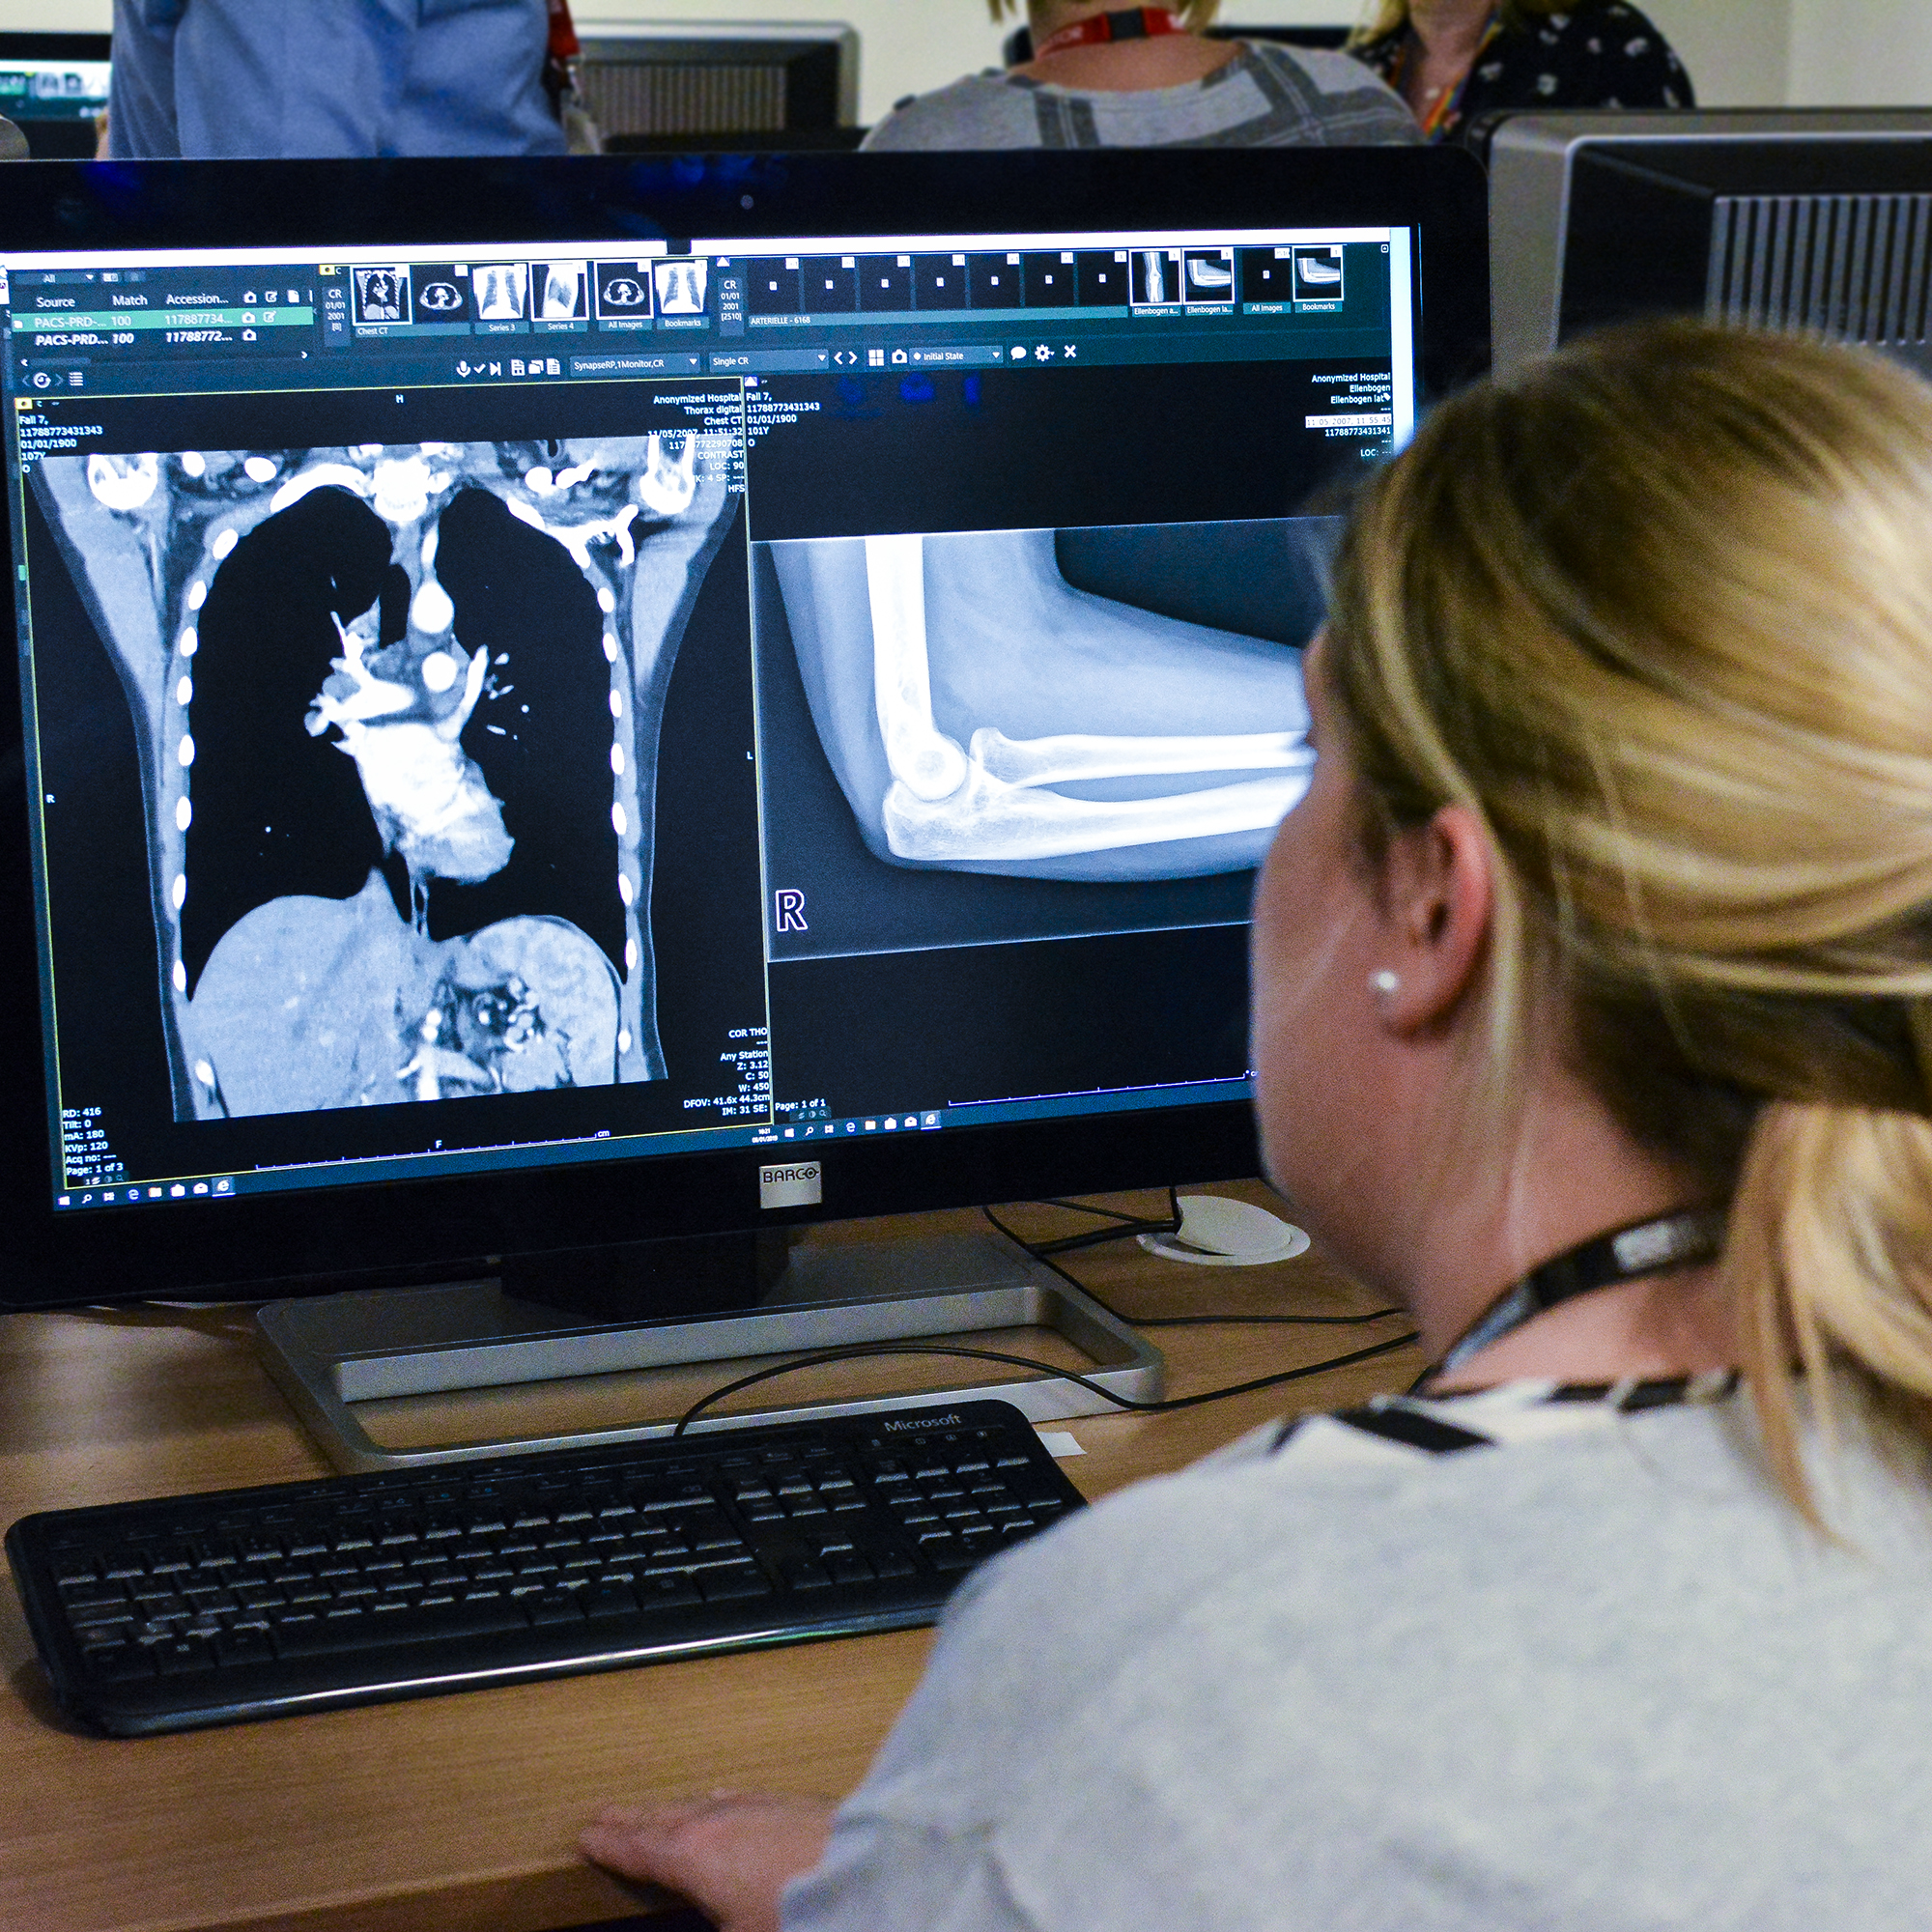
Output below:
[1371,803,1493,1034]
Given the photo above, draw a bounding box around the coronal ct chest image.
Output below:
[33,431,736,1122]
[768,520,1321,889]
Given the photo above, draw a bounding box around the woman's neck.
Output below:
[1386,1068,1738,1392]
[1020,4,1237,91]
[1397,0,1495,118]
[1406,0,1497,57]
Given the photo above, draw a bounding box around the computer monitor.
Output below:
[1484,108,1932,378]
[0,31,111,159]
[570,23,859,140]
[0,148,1487,1459]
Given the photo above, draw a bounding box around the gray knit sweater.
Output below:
[861,43,1419,151]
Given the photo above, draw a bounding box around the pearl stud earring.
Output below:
[1369,970,1401,998]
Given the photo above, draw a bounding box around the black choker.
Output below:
[1435,1208,1725,1377]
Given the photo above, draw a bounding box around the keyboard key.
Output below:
[59,1582,129,1612]
[213,1629,275,1666]
[69,1608,136,1638]
[275,1597,529,1656]
[582,1581,639,1620]
[634,1574,703,1610]
[698,1568,773,1604]
[152,1635,215,1675]
[868,1548,919,1579]
[84,1643,156,1680]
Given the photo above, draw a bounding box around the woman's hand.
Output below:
[580,1792,838,1932]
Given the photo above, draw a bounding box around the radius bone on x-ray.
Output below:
[771,524,1317,883]
[34,431,732,1122]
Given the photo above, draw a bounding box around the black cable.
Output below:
[671,1330,1421,1437]
[980,1203,1406,1329]
[1017,1189,1183,1257]
[1033,1197,1163,1226]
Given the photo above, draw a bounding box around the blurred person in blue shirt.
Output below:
[107,0,568,159]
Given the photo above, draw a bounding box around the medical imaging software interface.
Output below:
[0,220,1415,1212]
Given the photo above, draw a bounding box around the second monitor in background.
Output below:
[0,31,109,157]
[1486,107,1932,379]
[571,21,859,149]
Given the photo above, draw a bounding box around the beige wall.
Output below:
[4,2,1929,122]
[1638,0,1791,107]
[1788,0,1932,106]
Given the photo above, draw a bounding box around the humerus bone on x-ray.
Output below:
[778,527,1314,881]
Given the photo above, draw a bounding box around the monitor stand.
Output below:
[255,1224,1163,1473]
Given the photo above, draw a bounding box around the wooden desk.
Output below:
[0,1184,1421,1932]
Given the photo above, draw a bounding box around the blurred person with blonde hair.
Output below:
[581,320,1932,1930]
[862,0,1415,150]
[1351,0,1692,144]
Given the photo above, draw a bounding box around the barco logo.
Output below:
[758,1161,822,1209]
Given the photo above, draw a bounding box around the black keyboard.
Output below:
[6,1398,1085,1737]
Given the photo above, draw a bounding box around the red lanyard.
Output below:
[1036,8,1186,61]
[547,0,580,62]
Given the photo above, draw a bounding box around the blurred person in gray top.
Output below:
[862,1,1417,151]
[107,0,567,159]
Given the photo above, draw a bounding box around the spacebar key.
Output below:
[273,1599,531,1657]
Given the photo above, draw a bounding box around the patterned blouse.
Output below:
[1353,3,1694,146]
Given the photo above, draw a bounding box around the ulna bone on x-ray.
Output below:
[33,428,737,1122]
[770,523,1319,883]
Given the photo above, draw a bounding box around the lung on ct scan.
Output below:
[34,431,735,1122]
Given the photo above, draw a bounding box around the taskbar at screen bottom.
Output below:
[49,1075,1254,1212]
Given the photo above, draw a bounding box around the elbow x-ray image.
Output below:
[770,522,1319,884]
[33,431,736,1122]
[755,518,1330,962]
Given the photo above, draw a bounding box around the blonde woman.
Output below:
[861,1,1416,150]
[1352,0,1692,143]
[582,321,1932,1929]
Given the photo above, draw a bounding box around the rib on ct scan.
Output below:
[33,434,735,1122]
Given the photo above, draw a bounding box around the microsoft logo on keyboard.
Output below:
[883,1414,963,1431]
